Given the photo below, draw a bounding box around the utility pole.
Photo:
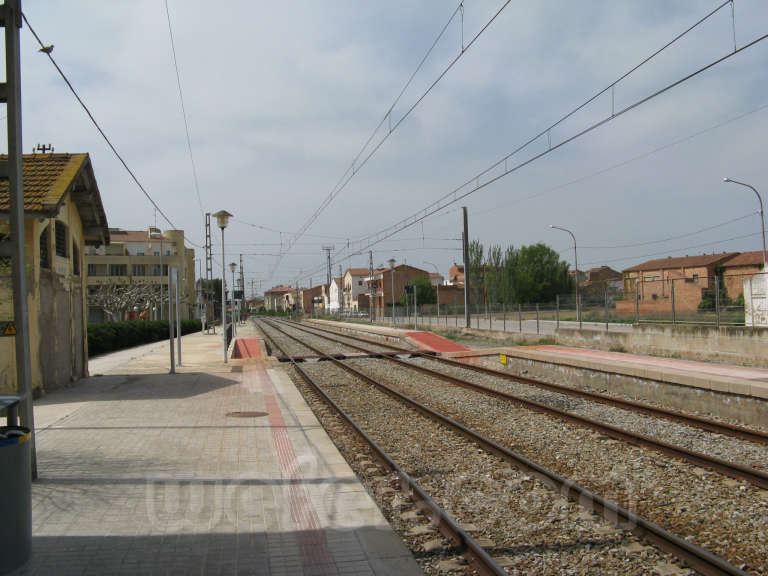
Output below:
[322,245,333,288]
[204,212,214,333]
[3,0,36,477]
[369,250,375,323]
[239,253,244,322]
[462,206,471,329]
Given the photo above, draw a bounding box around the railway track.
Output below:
[270,319,768,490]
[283,318,768,444]
[256,318,751,576]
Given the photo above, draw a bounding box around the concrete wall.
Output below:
[495,354,767,427]
[556,323,768,367]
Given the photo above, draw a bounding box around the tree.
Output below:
[413,275,436,304]
[87,283,163,322]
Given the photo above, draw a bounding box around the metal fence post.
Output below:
[715,275,721,328]
[536,303,540,334]
[555,295,560,330]
[604,285,609,331]
[671,279,676,325]
[503,302,506,332]
[635,282,639,324]
[518,303,522,332]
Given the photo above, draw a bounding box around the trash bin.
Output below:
[0,426,32,574]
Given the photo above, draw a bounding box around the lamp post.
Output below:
[724,178,767,270]
[213,210,232,362]
[230,262,238,338]
[550,225,581,329]
[424,261,440,320]
[148,227,164,319]
[388,258,396,325]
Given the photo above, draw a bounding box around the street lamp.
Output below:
[424,261,440,319]
[230,262,238,338]
[148,226,164,319]
[724,178,767,270]
[213,210,232,362]
[550,225,581,328]
[388,258,396,325]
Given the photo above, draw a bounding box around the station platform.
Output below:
[13,325,422,575]
[306,319,768,402]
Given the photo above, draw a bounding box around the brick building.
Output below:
[721,251,765,300]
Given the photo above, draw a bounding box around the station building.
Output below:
[0,153,109,395]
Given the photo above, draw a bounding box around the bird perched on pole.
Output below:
[38,45,53,54]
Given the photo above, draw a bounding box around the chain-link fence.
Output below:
[311,272,767,332]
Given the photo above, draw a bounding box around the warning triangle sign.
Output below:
[3,322,16,336]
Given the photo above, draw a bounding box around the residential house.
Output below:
[0,153,109,395]
[84,228,195,322]
[428,272,444,286]
[264,285,293,311]
[367,264,430,316]
[328,277,342,313]
[721,251,765,300]
[616,253,739,316]
[581,266,622,296]
[448,264,464,285]
[343,267,370,311]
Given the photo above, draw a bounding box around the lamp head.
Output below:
[212,210,233,229]
[723,177,731,183]
[229,262,237,273]
[549,224,555,228]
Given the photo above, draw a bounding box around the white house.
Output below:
[328,277,343,313]
[343,267,370,310]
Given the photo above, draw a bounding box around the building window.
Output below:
[72,241,80,275]
[154,251,160,256]
[692,273,699,283]
[132,264,147,276]
[55,221,68,258]
[39,227,50,269]
[150,264,162,276]
[109,264,127,276]
[358,280,363,286]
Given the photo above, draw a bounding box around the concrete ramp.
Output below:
[231,338,263,359]
[405,331,469,353]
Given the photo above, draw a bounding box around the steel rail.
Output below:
[275,319,768,490]
[261,319,748,576]
[291,319,768,445]
[255,320,506,576]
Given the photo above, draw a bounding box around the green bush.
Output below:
[88,319,202,357]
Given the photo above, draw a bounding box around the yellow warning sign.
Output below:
[499,353,507,365]
[1,321,16,336]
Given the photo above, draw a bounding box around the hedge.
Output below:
[88,319,202,357]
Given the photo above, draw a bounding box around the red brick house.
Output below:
[721,251,765,299]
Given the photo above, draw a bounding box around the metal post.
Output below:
[715,275,721,328]
[749,277,755,327]
[518,303,522,332]
[604,284,609,330]
[671,279,676,324]
[536,303,540,334]
[556,295,560,330]
[462,206,471,328]
[175,269,182,366]
[391,269,395,325]
[4,0,36,477]
[414,283,418,330]
[160,232,164,320]
[168,266,175,374]
[221,228,227,363]
[635,282,640,324]
[503,302,506,332]
[231,268,236,339]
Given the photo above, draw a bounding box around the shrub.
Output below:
[88,319,202,357]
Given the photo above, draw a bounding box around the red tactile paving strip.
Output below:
[405,331,470,353]
[526,345,768,381]
[246,364,334,572]
[231,338,262,359]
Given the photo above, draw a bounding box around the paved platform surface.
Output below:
[404,331,468,353]
[12,325,422,576]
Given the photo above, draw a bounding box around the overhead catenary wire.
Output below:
[164,0,205,216]
[289,15,768,285]
[270,0,514,279]
[20,12,204,250]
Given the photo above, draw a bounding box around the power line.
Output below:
[293,14,767,284]
[20,12,202,249]
[164,0,205,216]
[270,0,513,279]
[581,229,767,268]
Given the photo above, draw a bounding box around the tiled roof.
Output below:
[265,285,293,294]
[722,251,765,268]
[0,153,109,245]
[345,268,370,277]
[624,253,739,273]
[0,153,88,212]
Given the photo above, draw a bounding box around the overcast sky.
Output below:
[11,1,768,292]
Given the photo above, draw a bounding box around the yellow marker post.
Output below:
[499,353,507,365]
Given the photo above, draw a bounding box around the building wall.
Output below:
[373,266,429,312]
[723,265,761,300]
[619,265,715,315]
[85,229,195,320]
[329,280,342,312]
[1,192,88,395]
[343,272,368,310]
